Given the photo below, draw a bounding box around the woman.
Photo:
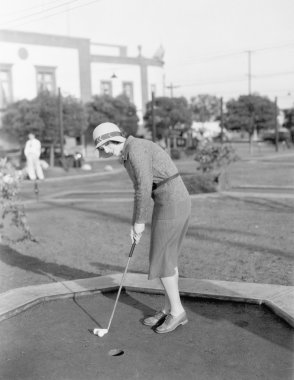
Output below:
[93,122,191,334]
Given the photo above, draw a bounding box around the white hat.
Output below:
[93,122,125,148]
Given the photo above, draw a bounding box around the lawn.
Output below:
[0,146,293,293]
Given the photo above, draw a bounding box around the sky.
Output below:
[1,0,294,108]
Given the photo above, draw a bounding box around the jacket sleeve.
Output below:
[127,146,153,224]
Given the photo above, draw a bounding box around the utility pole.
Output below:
[166,82,179,97]
[247,50,252,95]
[151,91,156,142]
[247,50,255,154]
[58,87,64,165]
[274,96,279,152]
[220,97,224,144]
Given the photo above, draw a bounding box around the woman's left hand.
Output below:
[130,223,145,244]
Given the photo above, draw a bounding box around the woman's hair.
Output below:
[109,140,123,145]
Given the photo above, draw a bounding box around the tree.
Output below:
[85,94,139,142]
[60,95,87,139]
[2,91,87,146]
[144,96,192,139]
[2,99,43,145]
[190,94,221,122]
[34,91,61,145]
[224,94,277,136]
[112,94,139,137]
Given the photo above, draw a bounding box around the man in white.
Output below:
[24,133,44,181]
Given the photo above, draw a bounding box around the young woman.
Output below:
[93,122,191,333]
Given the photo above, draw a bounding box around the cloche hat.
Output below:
[93,122,125,148]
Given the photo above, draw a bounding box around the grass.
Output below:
[0,146,293,293]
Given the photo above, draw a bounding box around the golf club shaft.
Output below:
[106,243,136,331]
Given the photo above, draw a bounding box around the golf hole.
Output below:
[108,349,124,357]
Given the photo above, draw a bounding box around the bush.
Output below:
[184,146,197,156]
[182,173,219,194]
[0,158,34,242]
[170,148,181,160]
[194,143,238,173]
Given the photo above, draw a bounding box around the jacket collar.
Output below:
[121,136,134,162]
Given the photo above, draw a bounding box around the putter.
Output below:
[93,242,136,337]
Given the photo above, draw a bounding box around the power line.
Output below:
[0,0,101,28]
[167,68,294,89]
[167,41,294,69]
[0,0,80,26]
[253,70,294,79]
[175,76,247,88]
[252,41,294,53]
[0,0,68,20]
[168,51,245,68]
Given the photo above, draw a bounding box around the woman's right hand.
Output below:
[130,223,145,244]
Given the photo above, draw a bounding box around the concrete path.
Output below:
[0,274,293,380]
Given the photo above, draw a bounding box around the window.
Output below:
[101,81,112,96]
[36,66,56,94]
[122,82,134,102]
[0,64,12,110]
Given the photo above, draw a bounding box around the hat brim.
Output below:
[95,135,125,149]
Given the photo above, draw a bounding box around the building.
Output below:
[0,29,165,134]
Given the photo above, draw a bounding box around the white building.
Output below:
[0,29,165,131]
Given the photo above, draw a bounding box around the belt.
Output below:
[152,173,180,192]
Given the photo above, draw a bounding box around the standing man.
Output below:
[24,133,44,181]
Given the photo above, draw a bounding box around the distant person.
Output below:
[93,122,191,334]
[24,133,44,181]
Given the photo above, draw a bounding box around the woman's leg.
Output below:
[162,292,171,314]
[160,267,185,317]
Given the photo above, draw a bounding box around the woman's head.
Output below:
[93,122,126,158]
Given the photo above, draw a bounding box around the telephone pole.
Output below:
[220,97,224,144]
[151,91,156,142]
[247,50,252,95]
[274,96,279,152]
[58,87,64,163]
[166,82,180,97]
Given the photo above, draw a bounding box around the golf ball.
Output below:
[93,328,107,337]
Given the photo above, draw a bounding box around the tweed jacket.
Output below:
[122,136,180,224]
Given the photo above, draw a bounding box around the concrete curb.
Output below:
[221,191,294,199]
[21,167,124,184]
[0,273,293,327]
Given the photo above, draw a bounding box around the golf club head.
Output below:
[93,328,108,337]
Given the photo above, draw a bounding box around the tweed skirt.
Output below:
[148,177,191,280]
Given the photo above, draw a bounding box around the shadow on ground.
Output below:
[0,244,98,281]
[186,226,293,259]
[183,296,294,352]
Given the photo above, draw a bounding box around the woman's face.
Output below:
[98,141,122,158]
[98,142,112,158]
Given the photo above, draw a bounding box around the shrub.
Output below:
[170,148,181,160]
[184,146,197,156]
[0,158,34,242]
[194,143,238,173]
[182,173,219,194]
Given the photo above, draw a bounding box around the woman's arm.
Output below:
[128,145,153,225]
